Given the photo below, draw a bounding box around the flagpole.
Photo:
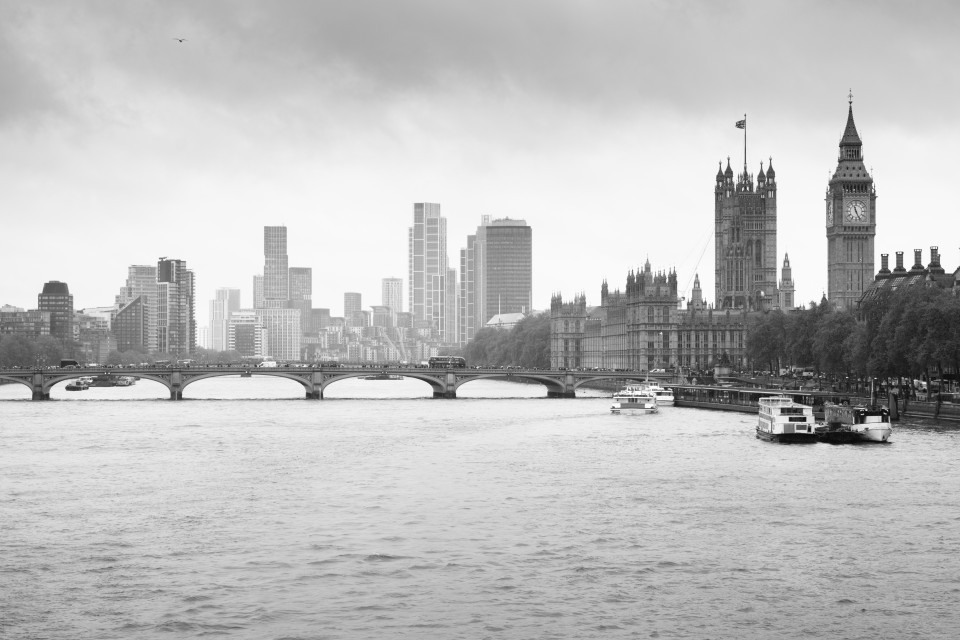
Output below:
[743,113,747,175]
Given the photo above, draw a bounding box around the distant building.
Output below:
[0,309,51,338]
[114,296,146,353]
[252,274,265,309]
[289,267,313,334]
[263,226,289,308]
[382,277,403,315]
[408,202,454,342]
[256,308,300,361]
[75,311,114,364]
[311,308,331,330]
[344,292,363,327]
[714,153,777,310]
[826,98,877,310]
[371,305,393,328]
[552,261,749,372]
[37,281,74,343]
[777,254,795,310]
[209,288,241,351]
[485,312,525,331]
[459,216,532,344]
[116,265,158,352]
[228,310,268,358]
[156,258,196,356]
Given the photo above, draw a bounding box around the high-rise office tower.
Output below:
[826,97,876,310]
[252,275,265,309]
[37,281,74,343]
[344,292,363,327]
[382,277,403,315]
[263,226,289,308]
[228,310,268,358]
[117,265,158,352]
[156,258,196,356]
[408,202,453,341]
[255,308,300,360]
[459,217,532,344]
[714,154,777,310]
[289,267,313,334]
[209,288,241,351]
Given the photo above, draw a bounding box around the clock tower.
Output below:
[826,95,876,310]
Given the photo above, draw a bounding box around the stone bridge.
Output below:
[0,366,671,401]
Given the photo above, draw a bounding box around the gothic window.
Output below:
[755,241,762,267]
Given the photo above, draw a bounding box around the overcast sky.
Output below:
[2,0,959,320]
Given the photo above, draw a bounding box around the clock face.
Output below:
[845,200,866,222]
[826,201,834,226]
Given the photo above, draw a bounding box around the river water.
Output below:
[2,377,959,639]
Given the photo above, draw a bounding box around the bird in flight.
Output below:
[173,38,187,43]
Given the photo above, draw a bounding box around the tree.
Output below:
[463,313,551,368]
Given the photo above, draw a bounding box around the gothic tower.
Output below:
[778,254,795,310]
[826,96,876,310]
[714,156,778,310]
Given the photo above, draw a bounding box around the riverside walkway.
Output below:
[0,365,670,401]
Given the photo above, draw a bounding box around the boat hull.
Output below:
[756,427,818,443]
[816,427,861,445]
[611,402,658,414]
[858,426,892,442]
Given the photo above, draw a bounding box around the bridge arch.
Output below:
[0,374,35,397]
[178,370,312,399]
[320,371,446,398]
[453,373,566,396]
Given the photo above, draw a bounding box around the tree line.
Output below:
[462,313,550,369]
[0,332,245,368]
[746,286,960,384]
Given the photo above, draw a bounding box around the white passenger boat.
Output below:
[820,404,892,443]
[611,385,659,414]
[756,395,817,443]
[640,382,674,407]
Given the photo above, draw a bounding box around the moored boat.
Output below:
[640,382,675,407]
[65,380,89,391]
[756,395,817,443]
[818,403,892,443]
[611,385,659,414]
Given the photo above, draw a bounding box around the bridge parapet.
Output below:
[0,366,669,401]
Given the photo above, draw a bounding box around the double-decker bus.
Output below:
[428,356,467,369]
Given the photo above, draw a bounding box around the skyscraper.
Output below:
[156,258,196,356]
[459,217,532,344]
[37,281,74,343]
[252,274,265,309]
[209,288,241,351]
[408,202,453,341]
[289,267,313,334]
[117,265,158,352]
[826,97,876,310]
[714,154,777,310]
[381,277,403,315]
[263,226,289,308]
[344,292,363,327]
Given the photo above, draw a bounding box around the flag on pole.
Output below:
[735,119,746,129]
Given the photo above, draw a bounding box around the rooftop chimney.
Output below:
[910,249,925,273]
[894,252,905,273]
[928,246,945,275]
[877,253,890,279]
